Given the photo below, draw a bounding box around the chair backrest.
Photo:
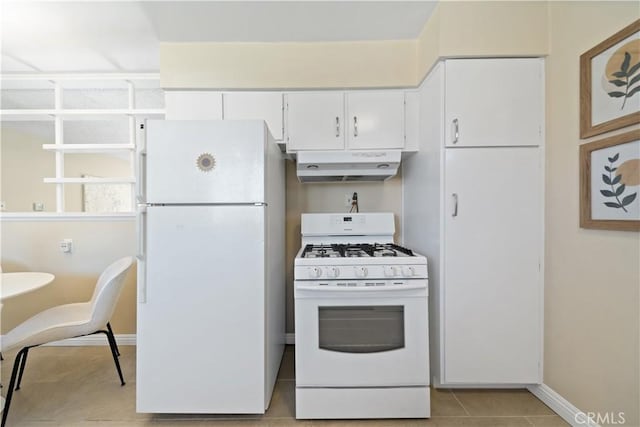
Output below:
[88,256,134,330]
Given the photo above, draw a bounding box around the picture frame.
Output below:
[580,130,640,231]
[580,19,640,139]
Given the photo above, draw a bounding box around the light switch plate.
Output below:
[33,202,44,211]
[60,239,73,253]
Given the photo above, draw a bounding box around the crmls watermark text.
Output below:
[575,411,626,425]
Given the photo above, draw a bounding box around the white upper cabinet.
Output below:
[346,91,405,150]
[223,92,284,140]
[444,58,543,147]
[285,92,345,151]
[165,91,223,120]
[285,91,407,151]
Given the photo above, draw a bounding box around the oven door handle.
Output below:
[296,284,426,292]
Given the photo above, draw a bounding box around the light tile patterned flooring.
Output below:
[0,345,568,426]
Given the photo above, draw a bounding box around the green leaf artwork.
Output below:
[600,153,638,213]
[608,51,640,109]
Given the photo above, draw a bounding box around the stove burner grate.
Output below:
[301,243,415,258]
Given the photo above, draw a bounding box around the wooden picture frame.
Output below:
[580,130,640,231]
[580,19,640,138]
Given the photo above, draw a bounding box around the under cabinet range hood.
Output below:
[296,150,401,183]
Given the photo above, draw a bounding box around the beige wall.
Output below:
[437,1,548,58]
[545,3,639,425]
[1,126,56,212]
[161,40,417,89]
[1,220,137,334]
[416,1,549,82]
[64,153,131,212]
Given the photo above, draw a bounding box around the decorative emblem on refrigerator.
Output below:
[196,153,216,172]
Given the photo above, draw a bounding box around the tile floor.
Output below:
[0,345,568,427]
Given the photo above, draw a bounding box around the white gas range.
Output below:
[294,213,430,420]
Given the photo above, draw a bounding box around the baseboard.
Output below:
[285,333,295,345]
[528,384,600,427]
[44,334,136,347]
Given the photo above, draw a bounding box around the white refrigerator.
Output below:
[136,120,285,413]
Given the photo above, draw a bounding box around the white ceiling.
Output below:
[1,1,437,73]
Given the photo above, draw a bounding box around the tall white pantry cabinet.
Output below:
[404,58,544,386]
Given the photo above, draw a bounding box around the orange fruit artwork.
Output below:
[616,158,640,186]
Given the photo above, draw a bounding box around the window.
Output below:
[318,305,405,353]
[0,74,164,216]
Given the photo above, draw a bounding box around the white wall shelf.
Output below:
[0,212,135,222]
[0,109,164,121]
[42,144,135,152]
[43,177,136,184]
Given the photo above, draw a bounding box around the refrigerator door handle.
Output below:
[136,206,147,260]
[136,206,147,303]
[136,150,146,203]
[137,257,147,304]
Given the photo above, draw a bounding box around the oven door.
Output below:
[294,282,429,387]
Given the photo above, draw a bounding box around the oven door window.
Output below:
[318,306,405,353]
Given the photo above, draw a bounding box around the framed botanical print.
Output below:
[580,19,640,138]
[580,130,640,231]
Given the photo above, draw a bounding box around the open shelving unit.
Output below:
[1,73,165,216]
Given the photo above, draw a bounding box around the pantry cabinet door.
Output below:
[285,93,345,151]
[165,91,223,120]
[444,58,543,147]
[346,91,405,150]
[443,147,542,384]
[224,92,283,140]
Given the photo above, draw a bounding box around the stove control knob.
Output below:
[384,266,398,277]
[327,267,340,278]
[401,266,415,277]
[354,266,368,278]
[308,267,322,278]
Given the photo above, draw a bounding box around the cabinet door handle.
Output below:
[353,116,358,137]
[336,116,340,137]
[452,119,459,144]
[452,193,458,217]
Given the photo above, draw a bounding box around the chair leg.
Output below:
[106,322,120,356]
[15,347,29,390]
[2,347,28,427]
[101,330,125,386]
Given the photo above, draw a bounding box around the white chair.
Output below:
[0,256,133,427]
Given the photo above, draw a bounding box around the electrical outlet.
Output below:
[0,201,5,211]
[60,239,73,253]
[33,202,44,212]
[345,194,352,207]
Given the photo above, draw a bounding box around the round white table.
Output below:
[0,272,55,301]
[0,272,54,411]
